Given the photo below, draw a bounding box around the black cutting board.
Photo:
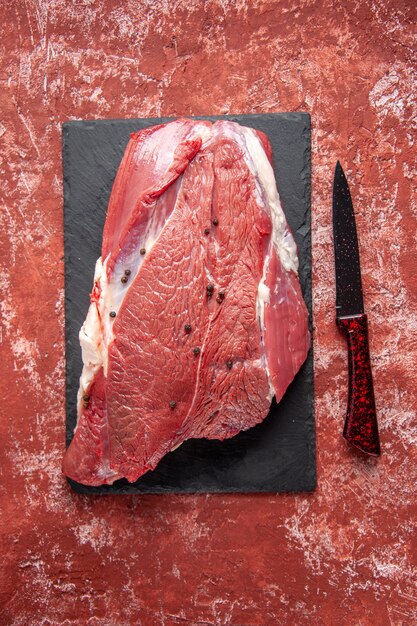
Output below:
[62,113,315,494]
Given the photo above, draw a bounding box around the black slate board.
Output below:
[62,113,315,494]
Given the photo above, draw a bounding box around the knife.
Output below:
[332,161,380,456]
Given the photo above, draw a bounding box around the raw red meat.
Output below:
[62,118,310,486]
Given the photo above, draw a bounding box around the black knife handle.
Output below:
[336,313,380,456]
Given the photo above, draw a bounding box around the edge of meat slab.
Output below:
[62,118,310,486]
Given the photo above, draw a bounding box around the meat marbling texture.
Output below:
[62,118,310,486]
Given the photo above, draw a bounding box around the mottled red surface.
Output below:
[337,314,380,456]
[1,1,416,624]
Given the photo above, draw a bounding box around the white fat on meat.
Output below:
[219,124,299,402]
[242,128,298,273]
[78,258,106,412]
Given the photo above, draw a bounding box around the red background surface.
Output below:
[1,1,416,624]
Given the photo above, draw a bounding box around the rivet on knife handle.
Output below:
[337,313,380,456]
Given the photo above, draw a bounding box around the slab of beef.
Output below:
[62,118,310,486]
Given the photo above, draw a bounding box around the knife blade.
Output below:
[332,162,380,456]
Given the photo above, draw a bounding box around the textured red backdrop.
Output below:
[1,1,416,625]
